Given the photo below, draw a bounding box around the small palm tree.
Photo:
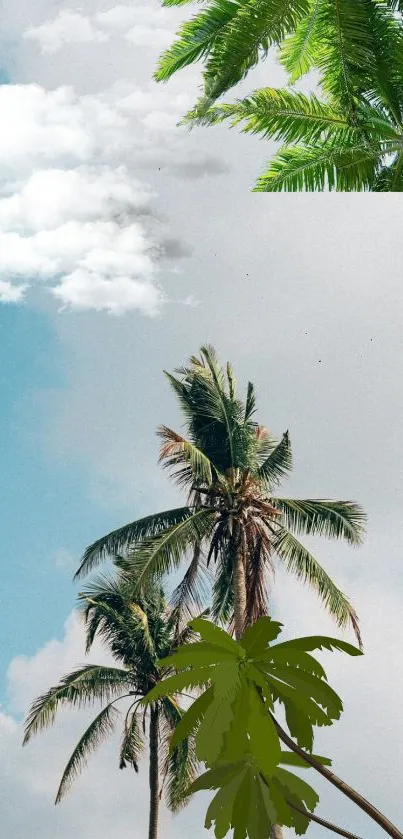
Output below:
[76,345,365,648]
[23,576,198,839]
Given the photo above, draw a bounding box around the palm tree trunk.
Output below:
[233,540,247,641]
[148,705,160,839]
[232,532,284,839]
[273,717,403,839]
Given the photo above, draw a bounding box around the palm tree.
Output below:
[23,576,198,839]
[156,0,403,191]
[76,345,365,649]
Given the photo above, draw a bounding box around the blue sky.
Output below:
[0,1,403,838]
[0,304,118,688]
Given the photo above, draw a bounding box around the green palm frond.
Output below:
[373,152,403,189]
[195,88,351,143]
[279,0,321,82]
[157,426,214,488]
[168,544,211,621]
[126,508,216,584]
[77,507,195,578]
[55,703,120,803]
[274,498,366,544]
[253,139,383,192]
[312,0,379,114]
[119,708,145,770]
[160,697,199,811]
[272,526,362,648]
[200,0,311,104]
[23,665,134,743]
[154,0,240,82]
[258,431,292,487]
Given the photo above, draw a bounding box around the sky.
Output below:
[0,1,403,838]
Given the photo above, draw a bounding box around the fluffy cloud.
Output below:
[24,11,109,54]
[0,4,228,315]
[0,82,194,314]
[24,5,175,53]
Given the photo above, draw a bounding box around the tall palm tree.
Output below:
[76,345,366,649]
[23,576,198,839]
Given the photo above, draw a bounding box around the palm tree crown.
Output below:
[23,575,197,837]
[76,346,366,647]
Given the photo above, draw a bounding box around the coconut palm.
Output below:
[23,576,199,839]
[76,345,365,649]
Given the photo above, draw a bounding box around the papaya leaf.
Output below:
[261,646,327,679]
[276,635,362,656]
[275,766,319,812]
[248,686,281,777]
[240,616,283,656]
[190,618,244,656]
[278,749,332,768]
[186,761,245,795]
[205,770,247,839]
[143,666,212,703]
[169,686,214,752]
[158,642,238,669]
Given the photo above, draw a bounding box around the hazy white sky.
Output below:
[0,2,403,838]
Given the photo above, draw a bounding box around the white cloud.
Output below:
[0,280,27,303]
[126,25,173,48]
[23,5,176,54]
[0,85,185,314]
[24,11,109,54]
[53,269,162,315]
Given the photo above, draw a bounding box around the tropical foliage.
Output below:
[155,0,403,191]
[77,345,366,648]
[23,576,198,838]
[143,615,403,839]
[143,615,364,838]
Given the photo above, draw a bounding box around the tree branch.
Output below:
[271,716,403,839]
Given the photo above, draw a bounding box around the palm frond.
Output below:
[313,0,381,115]
[23,665,134,743]
[55,703,119,802]
[194,88,351,144]
[154,0,240,82]
[274,498,366,544]
[119,708,145,770]
[125,508,216,584]
[168,543,211,622]
[201,0,311,103]
[279,0,322,82]
[160,697,199,812]
[76,507,195,578]
[272,526,362,647]
[157,426,213,488]
[253,139,383,192]
[258,431,292,488]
